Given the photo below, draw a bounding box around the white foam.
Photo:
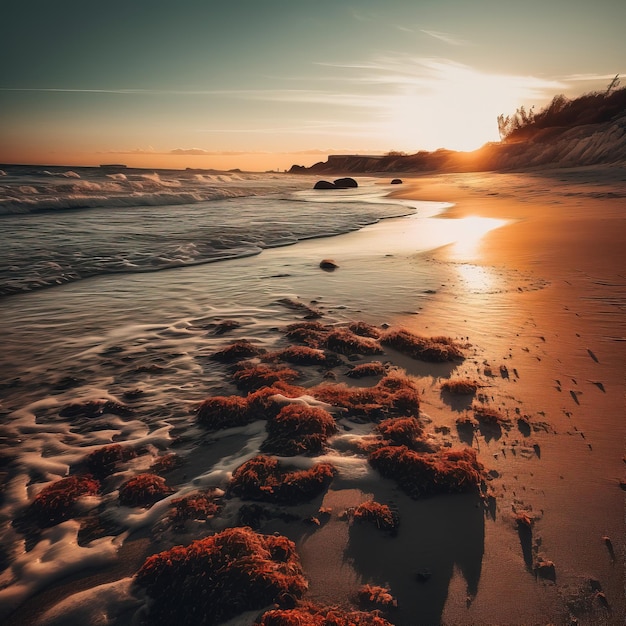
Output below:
[0,521,122,620]
[36,577,140,626]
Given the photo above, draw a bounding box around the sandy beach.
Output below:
[2,165,624,626]
[386,166,626,624]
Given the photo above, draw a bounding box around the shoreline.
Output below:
[1,165,624,625]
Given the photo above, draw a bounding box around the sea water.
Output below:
[0,165,458,622]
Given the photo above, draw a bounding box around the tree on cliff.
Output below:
[497,78,625,142]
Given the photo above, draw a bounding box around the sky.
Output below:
[1,0,624,171]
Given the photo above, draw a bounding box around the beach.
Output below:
[0,165,624,625]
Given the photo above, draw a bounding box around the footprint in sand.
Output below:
[587,348,599,363]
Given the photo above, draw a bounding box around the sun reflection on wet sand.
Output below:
[442,216,509,293]
[445,216,509,260]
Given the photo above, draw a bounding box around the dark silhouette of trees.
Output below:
[498,77,625,142]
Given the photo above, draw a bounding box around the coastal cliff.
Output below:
[291,114,626,174]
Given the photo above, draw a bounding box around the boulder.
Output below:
[391,178,403,184]
[313,180,336,190]
[333,177,358,188]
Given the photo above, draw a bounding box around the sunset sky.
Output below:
[1,0,624,171]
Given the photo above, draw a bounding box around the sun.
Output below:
[383,64,532,153]
[386,88,503,152]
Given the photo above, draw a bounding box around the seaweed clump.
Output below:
[262,404,337,456]
[351,501,399,532]
[211,340,265,363]
[196,383,308,431]
[134,527,307,625]
[230,455,336,503]
[368,447,483,499]
[269,345,334,366]
[376,417,425,450]
[232,363,300,392]
[196,395,250,429]
[346,362,386,379]
[257,603,393,625]
[28,475,101,527]
[325,329,383,356]
[348,321,382,339]
[170,489,222,527]
[440,379,480,395]
[380,328,464,362]
[313,374,419,422]
[356,585,397,609]
[85,444,136,478]
[284,321,329,348]
[118,473,173,507]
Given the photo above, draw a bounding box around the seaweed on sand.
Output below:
[380,328,464,362]
[325,328,383,356]
[118,473,173,507]
[283,321,330,348]
[232,363,300,392]
[134,527,307,625]
[28,475,101,527]
[368,446,484,499]
[351,501,399,532]
[196,394,250,429]
[268,345,332,366]
[210,340,265,363]
[346,362,386,379]
[229,455,336,503]
[472,404,510,426]
[170,489,222,526]
[84,443,137,478]
[440,379,480,395]
[312,374,420,422]
[196,382,308,430]
[348,321,382,339]
[257,602,393,625]
[357,584,398,609]
[375,417,425,450]
[262,404,337,456]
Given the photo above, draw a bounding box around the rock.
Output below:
[313,180,336,190]
[333,177,358,188]
[319,259,338,271]
[391,178,403,184]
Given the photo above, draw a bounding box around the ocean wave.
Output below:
[0,167,293,215]
[0,171,416,298]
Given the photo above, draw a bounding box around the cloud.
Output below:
[421,30,470,46]
[562,72,622,83]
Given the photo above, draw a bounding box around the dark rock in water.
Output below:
[333,177,358,188]
[391,178,403,184]
[314,180,336,189]
[319,259,338,271]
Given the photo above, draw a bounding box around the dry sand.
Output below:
[385,166,626,624]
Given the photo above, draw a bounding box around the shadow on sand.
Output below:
[344,487,485,625]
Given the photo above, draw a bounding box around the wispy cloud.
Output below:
[421,30,470,46]
[562,72,621,82]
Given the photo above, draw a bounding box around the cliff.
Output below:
[291,114,626,175]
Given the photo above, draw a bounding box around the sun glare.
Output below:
[384,63,545,153]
